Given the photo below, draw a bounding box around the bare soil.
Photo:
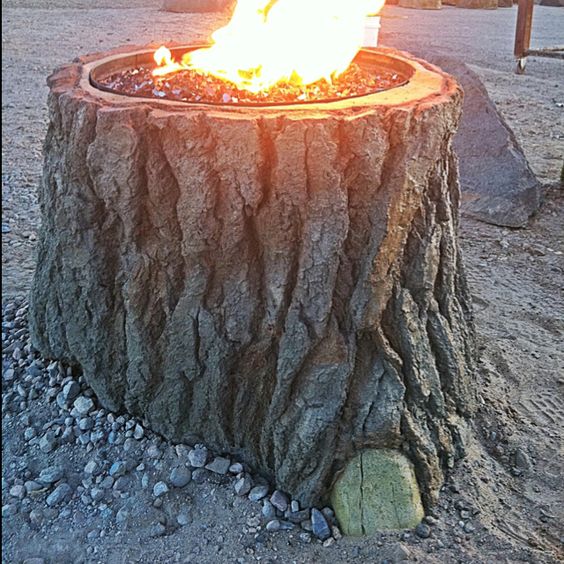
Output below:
[2,2,563,563]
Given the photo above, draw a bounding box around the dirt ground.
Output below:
[2,2,563,563]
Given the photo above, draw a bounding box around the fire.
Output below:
[153,0,385,93]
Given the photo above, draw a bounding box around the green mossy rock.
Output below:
[331,449,424,535]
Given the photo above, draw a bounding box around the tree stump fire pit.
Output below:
[30,43,476,527]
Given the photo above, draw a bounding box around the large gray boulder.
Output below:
[419,52,541,228]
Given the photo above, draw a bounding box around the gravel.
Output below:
[270,490,289,512]
[205,456,231,475]
[188,446,208,468]
[415,523,432,539]
[73,396,94,416]
[248,485,269,502]
[311,508,331,541]
[38,466,64,484]
[170,467,192,488]
[108,461,127,477]
[152,481,169,497]
[46,483,72,506]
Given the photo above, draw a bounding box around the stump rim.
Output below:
[70,45,459,115]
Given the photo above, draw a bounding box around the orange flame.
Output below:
[153,0,385,92]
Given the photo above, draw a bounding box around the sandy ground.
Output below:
[2,2,564,563]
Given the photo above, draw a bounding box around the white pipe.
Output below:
[363,16,381,48]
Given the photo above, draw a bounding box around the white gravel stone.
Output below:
[73,396,94,416]
[153,481,169,497]
[133,424,144,440]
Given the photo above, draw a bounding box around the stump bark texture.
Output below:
[31,47,476,507]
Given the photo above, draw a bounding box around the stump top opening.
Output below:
[76,45,456,115]
[90,45,411,107]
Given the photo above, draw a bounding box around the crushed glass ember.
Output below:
[98,63,407,105]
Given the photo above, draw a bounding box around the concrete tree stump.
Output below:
[30,46,476,511]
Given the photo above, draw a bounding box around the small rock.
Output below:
[191,468,207,484]
[464,521,476,533]
[9,485,25,499]
[270,490,289,512]
[311,508,331,540]
[90,488,104,502]
[188,447,208,468]
[109,461,127,477]
[266,519,281,532]
[177,512,191,526]
[291,500,300,513]
[62,381,80,403]
[229,462,243,474]
[331,525,342,540]
[29,509,44,526]
[287,508,310,524]
[84,461,99,476]
[146,444,161,459]
[100,476,114,489]
[38,466,64,484]
[247,515,261,528]
[170,467,191,488]
[299,532,312,543]
[133,424,144,440]
[249,485,269,502]
[73,396,94,416]
[113,476,129,491]
[24,481,44,495]
[79,417,94,431]
[148,523,166,537]
[153,481,169,497]
[46,483,72,506]
[2,504,17,518]
[514,448,532,471]
[415,522,431,539]
[205,456,231,475]
[234,476,252,496]
[323,538,335,548]
[321,507,335,523]
[38,433,57,453]
[262,500,277,520]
